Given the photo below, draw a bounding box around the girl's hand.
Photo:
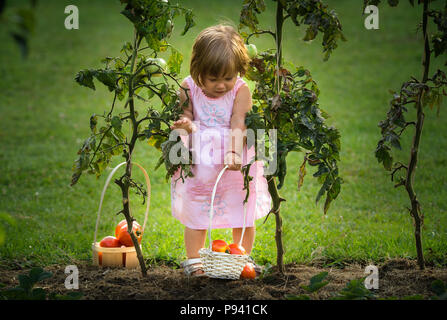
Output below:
[224,151,242,171]
[170,117,196,134]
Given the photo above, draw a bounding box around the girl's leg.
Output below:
[232,226,255,255]
[184,226,207,259]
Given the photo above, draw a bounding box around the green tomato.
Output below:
[145,58,167,75]
[165,19,173,34]
[245,44,258,59]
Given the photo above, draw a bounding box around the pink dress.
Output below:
[171,75,272,230]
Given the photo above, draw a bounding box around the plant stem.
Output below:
[266,0,287,275]
[116,29,147,277]
[404,0,430,270]
[267,176,285,274]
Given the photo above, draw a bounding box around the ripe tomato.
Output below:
[117,223,143,247]
[99,236,122,248]
[212,239,230,253]
[115,219,141,237]
[115,219,128,238]
[240,263,256,279]
[228,243,246,255]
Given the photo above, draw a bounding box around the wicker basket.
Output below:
[199,165,250,280]
[92,161,150,269]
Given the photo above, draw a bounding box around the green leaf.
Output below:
[18,275,32,292]
[301,271,329,293]
[90,114,98,134]
[324,177,341,214]
[313,163,329,178]
[431,280,446,296]
[111,116,122,131]
[375,143,393,171]
[145,33,161,51]
[315,173,332,204]
[31,288,47,300]
[303,26,317,42]
[2,287,27,300]
[181,10,195,36]
[332,278,375,300]
[29,267,45,283]
[120,41,133,55]
[50,291,84,300]
[75,70,95,90]
[168,47,183,75]
[94,69,118,91]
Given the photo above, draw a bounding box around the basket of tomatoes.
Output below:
[198,165,252,280]
[91,161,150,269]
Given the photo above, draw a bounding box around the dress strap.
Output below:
[184,75,197,100]
[232,77,247,99]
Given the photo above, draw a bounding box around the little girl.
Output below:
[170,24,272,276]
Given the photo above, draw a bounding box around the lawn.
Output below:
[0,0,446,270]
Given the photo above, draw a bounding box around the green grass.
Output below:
[0,0,446,268]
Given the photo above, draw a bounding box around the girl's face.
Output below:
[201,73,238,98]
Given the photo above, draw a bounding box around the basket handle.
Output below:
[93,161,151,244]
[207,165,248,250]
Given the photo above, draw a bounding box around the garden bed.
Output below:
[1,258,446,300]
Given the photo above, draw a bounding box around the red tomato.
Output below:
[228,243,247,255]
[115,219,128,238]
[99,236,122,248]
[117,223,142,247]
[212,239,230,253]
[240,263,256,279]
[115,219,141,238]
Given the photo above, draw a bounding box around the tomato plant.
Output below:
[369,0,447,270]
[238,0,345,273]
[71,0,195,276]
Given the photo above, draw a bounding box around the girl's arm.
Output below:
[170,79,196,134]
[225,84,252,170]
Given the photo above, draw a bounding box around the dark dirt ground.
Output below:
[0,258,446,300]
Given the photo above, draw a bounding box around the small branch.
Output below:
[107,92,118,119]
[397,121,416,137]
[87,126,113,167]
[136,116,171,127]
[390,162,408,182]
[246,30,276,43]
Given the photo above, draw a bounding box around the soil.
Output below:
[0,258,446,300]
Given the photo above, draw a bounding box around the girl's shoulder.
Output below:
[232,76,249,98]
[180,75,199,100]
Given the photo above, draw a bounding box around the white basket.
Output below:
[199,165,250,280]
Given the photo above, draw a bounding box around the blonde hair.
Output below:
[190,24,250,87]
